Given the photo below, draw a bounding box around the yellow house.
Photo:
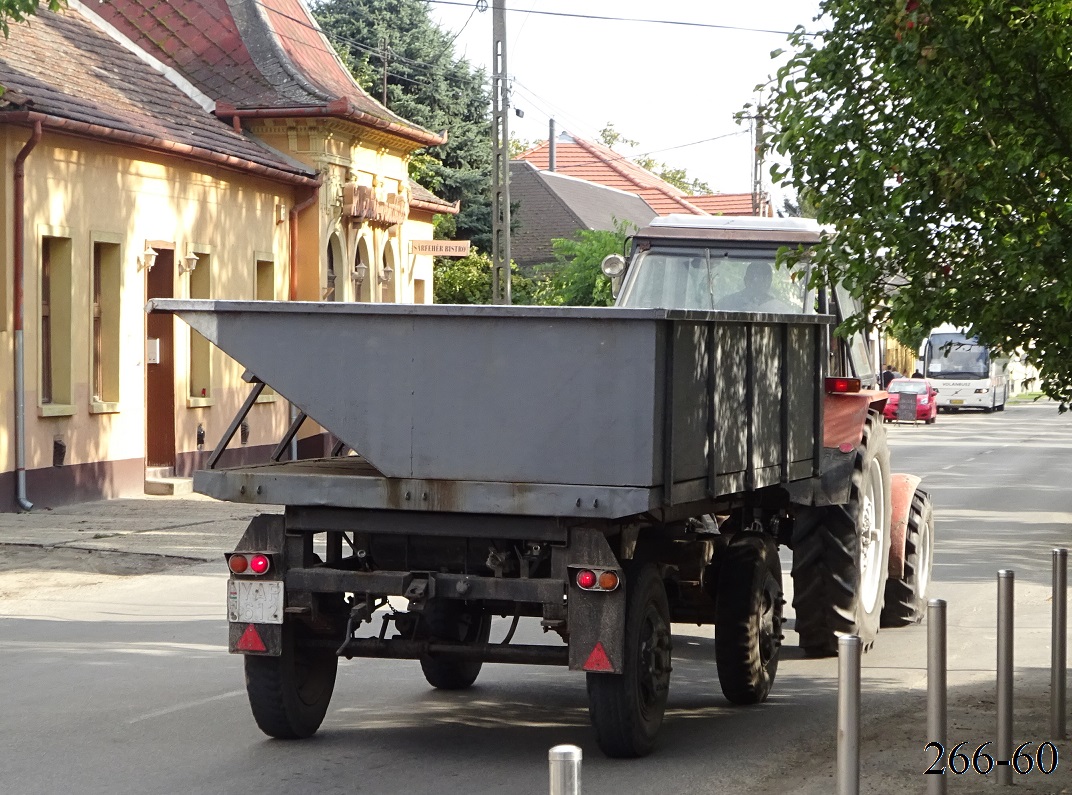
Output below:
[0,0,457,510]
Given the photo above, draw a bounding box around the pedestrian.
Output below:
[881,365,898,389]
[912,370,923,378]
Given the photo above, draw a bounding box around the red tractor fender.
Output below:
[888,473,922,579]
[822,390,888,449]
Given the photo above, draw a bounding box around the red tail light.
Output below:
[576,570,597,589]
[574,568,621,592]
[826,377,862,394]
[228,552,271,575]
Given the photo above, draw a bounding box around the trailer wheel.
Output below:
[792,410,892,657]
[881,489,934,627]
[244,621,338,739]
[715,532,783,704]
[418,601,491,690]
[587,562,672,758]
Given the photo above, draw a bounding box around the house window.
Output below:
[41,236,73,407]
[189,252,211,401]
[91,241,121,407]
[255,259,274,301]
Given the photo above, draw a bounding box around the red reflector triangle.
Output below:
[237,623,267,652]
[583,641,613,672]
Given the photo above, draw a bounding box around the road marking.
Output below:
[128,689,245,723]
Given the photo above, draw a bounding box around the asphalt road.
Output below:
[1,401,1069,794]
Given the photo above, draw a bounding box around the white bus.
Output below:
[920,326,1010,413]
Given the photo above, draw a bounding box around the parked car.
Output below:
[883,378,939,424]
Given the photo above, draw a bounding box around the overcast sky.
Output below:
[426,0,824,200]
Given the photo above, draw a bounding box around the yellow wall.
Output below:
[1,129,296,473]
[1,114,441,485]
[252,119,437,305]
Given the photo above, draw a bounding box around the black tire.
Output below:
[587,562,672,758]
[418,600,491,690]
[244,621,338,739]
[715,532,783,705]
[881,489,934,627]
[792,410,893,657]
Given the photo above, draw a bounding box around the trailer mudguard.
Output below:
[227,514,286,656]
[567,529,626,673]
[887,474,922,579]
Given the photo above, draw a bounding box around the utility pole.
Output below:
[381,37,389,106]
[752,103,765,216]
[490,0,511,304]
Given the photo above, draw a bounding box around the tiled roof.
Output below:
[518,133,708,216]
[409,179,459,215]
[517,132,770,218]
[92,0,443,147]
[689,193,772,216]
[0,5,315,182]
[509,161,657,268]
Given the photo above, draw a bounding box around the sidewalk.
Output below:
[0,493,274,563]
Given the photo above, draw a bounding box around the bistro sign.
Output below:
[410,240,470,257]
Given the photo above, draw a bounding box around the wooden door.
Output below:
[145,249,175,468]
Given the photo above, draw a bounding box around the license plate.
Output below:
[951,399,964,405]
[228,579,284,624]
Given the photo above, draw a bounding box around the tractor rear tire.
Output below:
[881,489,934,627]
[792,410,893,657]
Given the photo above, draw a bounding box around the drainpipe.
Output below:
[12,121,41,511]
[287,181,321,461]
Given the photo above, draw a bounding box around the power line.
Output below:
[256,0,755,174]
[423,0,810,37]
[510,79,748,169]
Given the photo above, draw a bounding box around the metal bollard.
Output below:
[997,570,1014,786]
[928,599,947,795]
[1054,549,1068,740]
[838,635,861,795]
[548,744,581,795]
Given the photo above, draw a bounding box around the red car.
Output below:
[883,378,939,424]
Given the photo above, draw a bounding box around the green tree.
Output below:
[763,0,1072,408]
[432,250,539,305]
[510,136,538,158]
[0,1,63,38]
[536,221,636,307]
[312,0,492,251]
[779,190,818,219]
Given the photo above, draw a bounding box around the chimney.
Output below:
[548,119,556,172]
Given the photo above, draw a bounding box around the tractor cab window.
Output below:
[618,246,811,314]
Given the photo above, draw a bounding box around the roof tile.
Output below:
[518,133,768,217]
[0,5,314,180]
[93,0,439,145]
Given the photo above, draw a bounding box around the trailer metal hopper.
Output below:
[148,300,829,518]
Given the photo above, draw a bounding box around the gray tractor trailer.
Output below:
[149,214,933,758]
